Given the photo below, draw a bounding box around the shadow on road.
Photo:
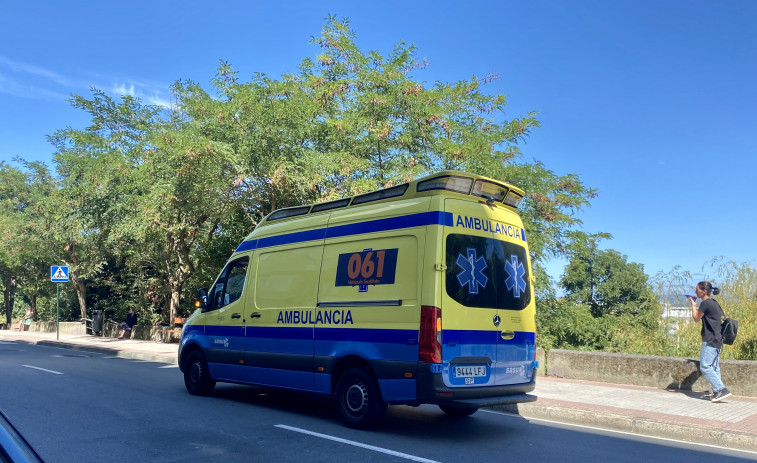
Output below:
[207,383,526,440]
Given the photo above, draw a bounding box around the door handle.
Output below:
[231,313,241,319]
[500,330,515,340]
[249,312,261,319]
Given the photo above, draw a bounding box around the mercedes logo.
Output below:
[493,314,501,327]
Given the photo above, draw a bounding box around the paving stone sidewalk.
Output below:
[4,329,757,452]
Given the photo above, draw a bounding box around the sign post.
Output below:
[50,266,69,340]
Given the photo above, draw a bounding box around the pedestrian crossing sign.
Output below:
[51,266,69,282]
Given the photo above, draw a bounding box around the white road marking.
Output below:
[22,365,63,375]
[481,409,757,456]
[158,365,178,369]
[275,424,441,463]
[0,341,15,344]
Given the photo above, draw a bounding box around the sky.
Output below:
[1,0,755,287]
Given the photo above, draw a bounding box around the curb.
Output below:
[34,340,177,365]
[492,403,757,452]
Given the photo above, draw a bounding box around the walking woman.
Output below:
[689,281,731,402]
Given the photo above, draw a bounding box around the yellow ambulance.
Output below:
[179,170,538,428]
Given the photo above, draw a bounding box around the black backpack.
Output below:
[719,302,738,345]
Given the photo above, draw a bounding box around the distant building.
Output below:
[662,304,690,319]
[662,304,691,335]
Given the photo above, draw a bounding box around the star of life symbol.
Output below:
[456,248,488,294]
[505,255,527,298]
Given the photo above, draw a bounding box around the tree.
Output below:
[172,16,598,287]
[532,237,664,352]
[130,109,242,326]
[0,162,28,325]
[46,89,161,321]
[561,240,659,320]
[0,161,55,324]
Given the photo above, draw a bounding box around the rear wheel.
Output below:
[335,368,386,429]
[184,350,216,395]
[439,405,478,418]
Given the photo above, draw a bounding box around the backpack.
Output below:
[717,301,738,345]
[721,317,738,345]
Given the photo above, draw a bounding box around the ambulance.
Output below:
[178,170,538,428]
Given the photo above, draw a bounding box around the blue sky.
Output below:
[1,1,755,286]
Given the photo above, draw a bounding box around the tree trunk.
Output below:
[169,284,181,329]
[70,273,87,321]
[30,293,38,319]
[3,276,16,326]
[165,232,195,329]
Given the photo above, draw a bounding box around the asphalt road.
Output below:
[1,339,756,463]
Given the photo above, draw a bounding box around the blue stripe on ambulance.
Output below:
[200,324,420,400]
[235,210,529,253]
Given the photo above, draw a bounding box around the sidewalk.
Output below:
[0,329,177,365]
[3,329,757,452]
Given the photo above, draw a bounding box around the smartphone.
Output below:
[685,294,697,302]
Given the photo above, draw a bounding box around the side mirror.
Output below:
[195,288,209,312]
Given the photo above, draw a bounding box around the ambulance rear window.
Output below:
[445,234,531,310]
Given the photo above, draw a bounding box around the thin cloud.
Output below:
[0,71,70,101]
[0,55,171,107]
[111,82,172,108]
[0,55,73,87]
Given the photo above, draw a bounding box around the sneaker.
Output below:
[700,391,713,400]
[711,388,732,403]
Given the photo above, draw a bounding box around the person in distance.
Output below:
[117,308,138,340]
[15,307,33,331]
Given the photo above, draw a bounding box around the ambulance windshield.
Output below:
[445,234,531,310]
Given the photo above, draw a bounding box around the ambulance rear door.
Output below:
[441,198,534,388]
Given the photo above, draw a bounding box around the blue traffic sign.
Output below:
[51,266,69,282]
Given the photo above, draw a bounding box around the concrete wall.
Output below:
[547,349,757,397]
[536,347,546,377]
[26,321,181,343]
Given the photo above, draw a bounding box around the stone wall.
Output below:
[547,349,757,396]
[25,321,181,343]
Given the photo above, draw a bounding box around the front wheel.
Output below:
[439,405,478,418]
[184,350,216,395]
[335,368,386,429]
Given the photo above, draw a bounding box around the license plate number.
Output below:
[455,365,486,378]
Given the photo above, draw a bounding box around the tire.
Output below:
[335,368,387,429]
[184,350,216,396]
[439,405,478,418]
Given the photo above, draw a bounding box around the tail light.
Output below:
[419,305,442,363]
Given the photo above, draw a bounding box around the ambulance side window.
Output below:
[208,257,249,311]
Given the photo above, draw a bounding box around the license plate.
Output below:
[454,365,487,378]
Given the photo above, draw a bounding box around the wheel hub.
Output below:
[345,382,368,413]
[191,361,202,383]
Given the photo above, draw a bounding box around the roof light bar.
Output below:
[416,175,473,194]
[472,180,508,202]
[503,190,524,209]
[351,184,409,206]
[267,206,311,222]
[311,198,351,213]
